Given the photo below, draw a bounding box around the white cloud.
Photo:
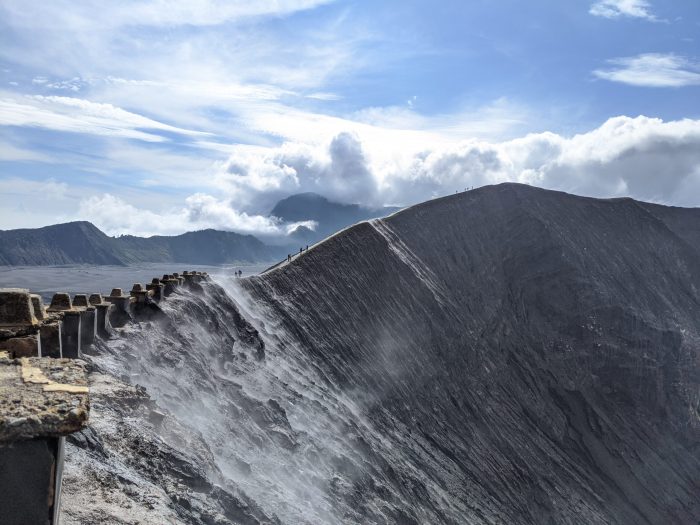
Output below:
[6,115,700,237]
[0,177,76,230]
[0,94,212,141]
[589,0,658,21]
[3,0,699,239]
[0,177,70,201]
[0,0,335,30]
[213,115,700,214]
[0,139,52,163]
[77,193,314,238]
[594,53,700,87]
[306,92,342,101]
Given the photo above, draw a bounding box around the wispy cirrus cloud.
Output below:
[0,94,212,142]
[589,0,659,21]
[0,0,336,30]
[594,53,700,87]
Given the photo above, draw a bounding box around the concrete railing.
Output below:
[0,270,210,525]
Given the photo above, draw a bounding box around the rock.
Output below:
[73,294,89,308]
[0,357,89,442]
[47,293,73,312]
[89,293,105,305]
[29,295,45,321]
[67,426,106,457]
[0,335,41,358]
[0,289,37,327]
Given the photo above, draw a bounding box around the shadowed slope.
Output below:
[0,222,122,265]
[0,222,280,265]
[243,183,700,524]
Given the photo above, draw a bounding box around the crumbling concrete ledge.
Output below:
[0,355,89,442]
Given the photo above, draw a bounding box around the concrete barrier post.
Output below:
[89,294,110,339]
[94,304,113,338]
[61,311,81,359]
[0,356,89,525]
[183,271,200,287]
[130,283,152,304]
[47,293,81,359]
[73,295,96,348]
[30,294,46,321]
[0,289,41,358]
[0,437,65,525]
[182,271,205,293]
[161,275,178,296]
[80,307,96,348]
[72,294,88,308]
[105,289,132,328]
[146,278,165,301]
[47,293,72,314]
[0,288,37,328]
[89,294,113,339]
[40,322,62,358]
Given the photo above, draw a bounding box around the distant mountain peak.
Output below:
[270,192,399,244]
[0,222,282,266]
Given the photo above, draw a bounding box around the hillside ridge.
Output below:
[242,182,700,523]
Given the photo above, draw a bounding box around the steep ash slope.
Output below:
[67,276,446,524]
[637,200,700,251]
[243,183,700,524]
[61,184,699,525]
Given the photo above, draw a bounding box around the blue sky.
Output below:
[1,0,699,237]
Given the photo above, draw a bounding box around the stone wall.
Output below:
[0,270,210,525]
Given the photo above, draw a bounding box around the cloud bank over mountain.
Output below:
[216,115,700,210]
[50,114,698,238]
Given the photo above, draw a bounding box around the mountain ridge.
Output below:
[241,182,700,523]
[0,192,402,266]
[271,191,400,243]
[0,221,280,266]
[56,183,700,524]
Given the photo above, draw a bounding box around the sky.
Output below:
[1,0,699,238]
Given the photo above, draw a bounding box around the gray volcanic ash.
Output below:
[63,184,700,524]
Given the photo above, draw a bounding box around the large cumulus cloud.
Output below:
[217,115,700,212]
[217,132,379,212]
[79,193,315,238]
[74,115,700,238]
